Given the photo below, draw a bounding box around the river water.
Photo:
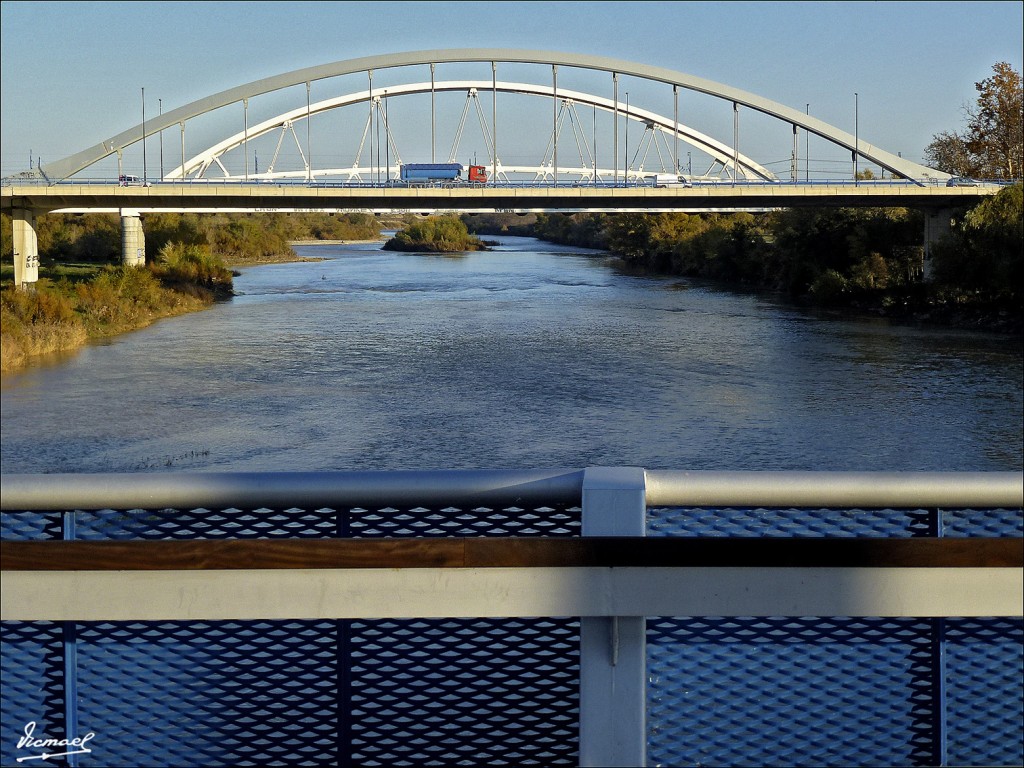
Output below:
[1,236,1021,474]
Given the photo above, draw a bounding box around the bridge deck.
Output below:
[2,181,1000,213]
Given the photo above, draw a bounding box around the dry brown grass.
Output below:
[1,265,228,372]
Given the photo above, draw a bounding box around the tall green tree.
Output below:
[930,183,1023,302]
[925,62,1023,179]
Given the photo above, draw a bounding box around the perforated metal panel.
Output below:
[942,507,1024,537]
[0,511,62,541]
[71,620,341,767]
[2,503,582,767]
[348,618,579,767]
[944,618,1024,766]
[0,621,66,764]
[647,617,942,767]
[70,508,339,540]
[0,505,582,541]
[645,505,1024,768]
[647,506,936,538]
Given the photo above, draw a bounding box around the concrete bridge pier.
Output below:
[11,209,40,288]
[922,207,953,281]
[120,210,146,266]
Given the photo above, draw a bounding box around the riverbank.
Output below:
[1,275,224,373]
[522,193,1022,337]
[0,239,398,372]
[1,244,237,373]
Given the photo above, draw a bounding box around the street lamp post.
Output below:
[552,65,558,186]
[159,98,164,181]
[624,91,629,186]
[805,104,809,182]
[612,73,618,188]
[141,87,147,184]
[854,92,859,184]
[306,81,312,184]
[243,98,248,181]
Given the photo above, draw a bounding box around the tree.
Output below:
[930,183,1023,302]
[924,130,974,177]
[925,62,1023,179]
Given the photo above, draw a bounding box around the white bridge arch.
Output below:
[38,48,945,184]
[174,80,775,183]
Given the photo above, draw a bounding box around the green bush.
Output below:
[1,283,79,327]
[0,284,87,369]
[808,269,850,303]
[151,242,233,293]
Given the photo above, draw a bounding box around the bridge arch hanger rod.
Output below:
[39,48,945,183]
[173,80,773,182]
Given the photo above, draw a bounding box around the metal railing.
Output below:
[2,468,1021,767]
[4,468,1019,512]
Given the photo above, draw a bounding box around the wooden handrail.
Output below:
[2,537,1021,571]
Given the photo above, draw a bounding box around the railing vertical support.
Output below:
[62,511,81,768]
[931,507,948,767]
[579,467,647,767]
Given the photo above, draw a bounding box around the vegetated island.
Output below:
[382,216,490,252]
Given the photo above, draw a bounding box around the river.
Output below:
[1,236,1021,474]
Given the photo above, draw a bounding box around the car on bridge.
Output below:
[119,175,151,187]
[946,176,979,187]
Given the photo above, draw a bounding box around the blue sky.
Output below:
[2,1,1021,178]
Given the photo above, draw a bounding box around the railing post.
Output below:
[579,467,647,767]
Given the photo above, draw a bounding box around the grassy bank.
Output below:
[1,244,233,372]
[0,210,388,372]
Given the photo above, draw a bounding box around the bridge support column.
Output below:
[120,210,146,266]
[11,209,40,288]
[922,207,952,281]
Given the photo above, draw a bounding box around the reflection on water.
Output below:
[2,237,1021,473]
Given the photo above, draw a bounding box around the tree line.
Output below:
[518,185,1020,330]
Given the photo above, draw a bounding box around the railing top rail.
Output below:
[644,470,1024,509]
[0,469,586,511]
[2,470,1021,512]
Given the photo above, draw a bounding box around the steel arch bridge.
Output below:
[36,48,947,186]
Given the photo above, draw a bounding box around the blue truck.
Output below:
[398,163,488,184]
